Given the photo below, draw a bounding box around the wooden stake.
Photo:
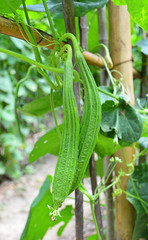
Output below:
[108,1,136,239]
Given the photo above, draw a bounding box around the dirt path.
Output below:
[0,154,98,240]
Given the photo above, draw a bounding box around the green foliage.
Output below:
[113,0,148,33]
[20,175,74,240]
[127,163,148,240]
[0,35,51,178]
[23,0,108,18]
[87,234,97,240]
[29,124,63,163]
[19,88,63,117]
[101,100,143,146]
[0,0,22,14]
[94,132,121,157]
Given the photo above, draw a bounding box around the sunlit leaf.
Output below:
[0,0,22,14]
[20,175,74,240]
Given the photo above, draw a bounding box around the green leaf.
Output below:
[112,0,148,33]
[20,175,74,240]
[19,89,63,117]
[87,10,99,51]
[0,0,22,14]
[127,163,148,240]
[29,124,63,163]
[126,0,148,33]
[0,162,6,175]
[101,101,143,146]
[101,101,119,133]
[99,86,115,104]
[94,132,121,157]
[87,234,97,240]
[142,116,148,137]
[112,0,126,5]
[23,0,108,18]
[132,212,148,240]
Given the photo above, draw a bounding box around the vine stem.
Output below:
[90,200,102,240]
[14,66,36,144]
[122,148,148,214]
[42,0,58,40]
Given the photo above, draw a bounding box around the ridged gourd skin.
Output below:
[69,51,101,194]
[52,58,79,210]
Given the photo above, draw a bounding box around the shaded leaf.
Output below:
[23,0,108,18]
[112,0,126,5]
[19,89,63,117]
[101,101,119,133]
[29,124,63,163]
[101,101,143,146]
[20,175,74,240]
[118,103,143,146]
[0,0,22,14]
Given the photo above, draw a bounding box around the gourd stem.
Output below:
[42,0,58,40]
[50,89,62,140]
[14,66,36,144]
[21,0,42,63]
[59,33,80,53]
[90,200,102,240]
[97,87,119,101]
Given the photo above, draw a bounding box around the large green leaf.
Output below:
[112,0,126,5]
[112,0,148,33]
[23,0,108,18]
[127,163,148,240]
[19,89,63,117]
[101,101,143,146]
[20,175,74,240]
[0,0,22,14]
[29,124,63,163]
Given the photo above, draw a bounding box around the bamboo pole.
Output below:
[108,1,136,239]
[0,15,141,78]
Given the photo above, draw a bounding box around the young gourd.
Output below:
[52,45,79,210]
[69,49,101,193]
